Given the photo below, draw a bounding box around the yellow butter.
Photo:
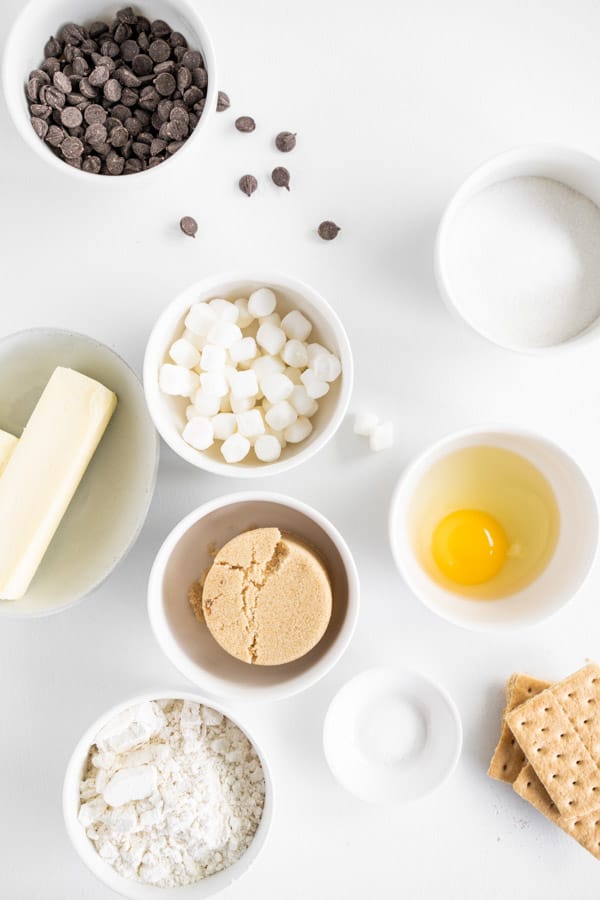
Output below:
[0,367,117,600]
[0,430,18,478]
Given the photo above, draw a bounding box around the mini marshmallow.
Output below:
[254,434,282,462]
[229,336,257,364]
[229,369,259,399]
[312,352,342,383]
[248,287,277,318]
[353,412,379,436]
[300,368,330,399]
[266,401,297,431]
[369,421,394,452]
[290,385,318,417]
[102,765,157,808]
[207,321,243,349]
[221,433,251,463]
[169,338,201,369]
[236,409,265,438]
[183,328,206,351]
[230,394,255,413]
[159,364,199,397]
[261,373,294,403]
[185,404,197,421]
[234,298,254,328]
[251,355,285,379]
[200,344,227,372]
[281,309,312,342]
[185,302,216,336]
[183,416,214,450]
[284,416,313,443]
[211,412,237,441]
[209,298,239,322]
[259,312,281,328]
[307,342,329,365]
[281,339,308,369]
[200,371,228,398]
[192,390,221,417]
[256,322,286,356]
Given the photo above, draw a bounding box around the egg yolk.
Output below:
[432,509,508,586]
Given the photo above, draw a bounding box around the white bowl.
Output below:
[323,667,462,805]
[143,272,353,478]
[63,690,273,899]
[0,328,158,617]
[147,492,360,702]
[3,0,217,183]
[389,425,598,631]
[435,144,600,353]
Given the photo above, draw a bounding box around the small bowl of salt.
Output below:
[435,145,600,353]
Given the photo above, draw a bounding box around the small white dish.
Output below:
[3,0,217,184]
[323,667,462,805]
[147,492,360,702]
[0,328,158,617]
[63,690,273,899]
[435,144,600,353]
[389,425,598,631]
[143,272,353,478]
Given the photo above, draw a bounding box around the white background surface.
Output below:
[2,0,600,896]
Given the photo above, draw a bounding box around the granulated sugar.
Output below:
[78,699,265,887]
[445,176,600,348]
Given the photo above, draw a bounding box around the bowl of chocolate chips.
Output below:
[3,0,217,179]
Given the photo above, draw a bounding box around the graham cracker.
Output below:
[488,673,550,783]
[506,675,600,819]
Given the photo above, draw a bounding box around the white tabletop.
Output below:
[2,0,600,896]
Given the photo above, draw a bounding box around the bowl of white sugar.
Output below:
[63,692,273,898]
[435,145,600,353]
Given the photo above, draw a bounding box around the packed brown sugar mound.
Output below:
[199,527,332,666]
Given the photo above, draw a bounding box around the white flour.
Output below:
[78,699,265,887]
[445,176,600,348]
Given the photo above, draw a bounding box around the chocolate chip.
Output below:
[139,86,160,110]
[318,221,341,241]
[113,22,131,44]
[180,216,198,238]
[30,103,51,118]
[109,125,129,147]
[151,19,171,36]
[61,23,87,45]
[79,78,98,99]
[61,135,84,158]
[89,21,109,38]
[41,58,61,77]
[150,138,166,155]
[103,79,122,102]
[46,125,65,146]
[239,174,257,197]
[72,56,90,77]
[106,149,125,174]
[169,32,187,48]
[118,67,141,88]
[275,131,296,153]
[216,90,230,112]
[272,166,290,190]
[45,86,66,109]
[60,106,83,128]
[44,36,62,58]
[85,122,108,145]
[89,64,110,87]
[148,39,170,62]
[120,88,139,107]
[138,31,150,51]
[181,50,202,69]
[124,158,142,173]
[132,140,150,159]
[176,66,192,92]
[183,86,203,107]
[167,141,183,154]
[26,76,42,102]
[84,103,107,124]
[120,39,139,62]
[116,6,137,25]
[155,72,176,96]
[124,116,142,136]
[192,67,208,89]
[157,99,173,122]
[100,39,120,58]
[235,116,255,133]
[82,155,102,173]
[31,117,49,139]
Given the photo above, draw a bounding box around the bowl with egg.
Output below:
[389,425,598,631]
[143,272,353,477]
[147,492,360,701]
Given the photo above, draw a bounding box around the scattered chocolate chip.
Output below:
[235,115,255,133]
[60,106,83,128]
[272,166,290,190]
[179,216,198,238]
[318,221,341,241]
[275,131,296,152]
[239,174,257,197]
[216,90,230,112]
[61,135,84,158]
[31,116,49,139]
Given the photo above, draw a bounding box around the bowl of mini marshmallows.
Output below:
[143,272,353,476]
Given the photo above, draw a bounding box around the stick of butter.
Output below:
[0,430,18,478]
[0,367,117,600]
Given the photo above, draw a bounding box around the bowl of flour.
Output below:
[435,145,600,353]
[63,693,273,898]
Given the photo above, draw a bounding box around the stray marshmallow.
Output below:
[183,417,214,450]
[211,413,237,441]
[369,421,394,452]
[192,390,221,417]
[207,321,242,349]
[266,401,297,431]
[353,412,379,436]
[221,433,251,463]
[200,345,227,372]
[185,302,216,335]
[200,371,228,398]
[229,336,257,365]
[209,298,239,322]
[229,369,259,399]
[248,287,277,318]
[236,409,265,438]
[256,322,286,356]
[284,416,313,443]
[169,338,200,369]
[281,310,312,342]
[254,434,282,462]
[281,339,309,369]
[260,373,294,403]
[300,368,330,399]
[159,364,199,397]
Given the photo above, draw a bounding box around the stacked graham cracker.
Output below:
[488,663,600,859]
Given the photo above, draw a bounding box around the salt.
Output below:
[445,176,600,348]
